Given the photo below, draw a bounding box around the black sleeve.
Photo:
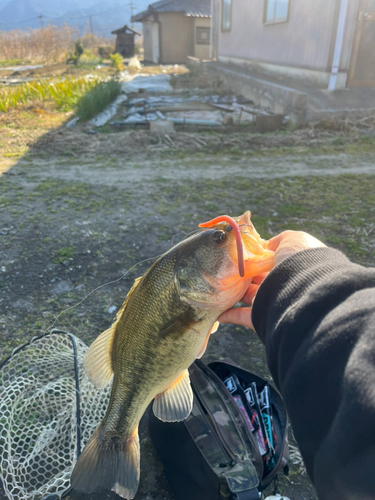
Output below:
[251,247,375,500]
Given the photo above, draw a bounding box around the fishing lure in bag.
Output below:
[149,359,289,500]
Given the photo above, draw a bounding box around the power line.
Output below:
[53,4,131,21]
[0,3,144,29]
[0,16,40,26]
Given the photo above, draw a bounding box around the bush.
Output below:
[110,53,124,72]
[76,79,121,120]
[74,40,84,59]
[76,50,101,68]
[98,45,113,59]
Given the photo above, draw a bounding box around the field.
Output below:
[1,58,375,500]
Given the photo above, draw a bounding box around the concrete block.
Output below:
[204,62,308,125]
[150,120,175,134]
[255,114,284,132]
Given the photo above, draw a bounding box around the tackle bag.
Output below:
[149,358,289,500]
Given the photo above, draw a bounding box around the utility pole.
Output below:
[38,14,44,28]
[89,15,94,35]
[130,1,134,28]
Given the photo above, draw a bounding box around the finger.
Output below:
[218,307,254,330]
[267,233,284,252]
[252,272,268,285]
[240,284,259,306]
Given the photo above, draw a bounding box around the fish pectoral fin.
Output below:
[85,326,115,388]
[153,369,193,422]
[71,424,140,500]
[196,321,219,360]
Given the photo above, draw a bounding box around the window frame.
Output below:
[263,0,290,25]
[221,0,232,32]
[196,27,210,45]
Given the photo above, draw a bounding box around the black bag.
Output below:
[149,358,289,500]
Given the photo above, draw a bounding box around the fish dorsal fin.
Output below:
[196,321,219,360]
[153,370,193,422]
[85,276,143,388]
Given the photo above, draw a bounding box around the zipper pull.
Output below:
[219,458,236,468]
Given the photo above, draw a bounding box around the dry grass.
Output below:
[0,26,115,64]
[0,103,69,157]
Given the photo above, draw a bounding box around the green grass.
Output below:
[53,246,76,264]
[76,79,121,120]
[0,59,26,66]
[0,75,104,113]
[76,52,102,69]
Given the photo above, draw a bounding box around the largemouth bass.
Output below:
[71,211,274,499]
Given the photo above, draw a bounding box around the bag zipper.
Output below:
[189,396,234,468]
[191,362,262,473]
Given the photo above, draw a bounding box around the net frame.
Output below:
[0,329,111,500]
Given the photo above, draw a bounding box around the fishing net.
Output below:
[0,330,112,500]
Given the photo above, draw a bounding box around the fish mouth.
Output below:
[199,211,271,278]
[199,214,245,277]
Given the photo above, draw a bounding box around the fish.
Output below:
[71,210,274,499]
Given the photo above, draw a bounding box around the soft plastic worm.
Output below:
[199,215,244,277]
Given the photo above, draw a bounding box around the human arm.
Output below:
[221,232,375,499]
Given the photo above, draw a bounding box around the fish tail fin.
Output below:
[71,424,140,500]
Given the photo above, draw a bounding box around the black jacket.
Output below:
[252,248,375,500]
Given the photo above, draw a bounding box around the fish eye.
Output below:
[211,230,227,244]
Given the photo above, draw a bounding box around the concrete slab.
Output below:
[204,61,375,124]
[205,61,307,124]
[150,120,175,133]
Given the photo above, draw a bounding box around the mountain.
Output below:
[0,0,150,35]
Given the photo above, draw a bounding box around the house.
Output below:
[111,25,141,58]
[210,0,375,89]
[131,0,211,64]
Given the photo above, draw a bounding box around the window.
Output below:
[196,27,210,45]
[264,0,289,24]
[222,0,232,31]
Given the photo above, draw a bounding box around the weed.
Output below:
[76,79,121,120]
[110,53,124,72]
[332,136,345,146]
[53,246,76,264]
[0,59,24,66]
[76,51,102,69]
[0,76,103,113]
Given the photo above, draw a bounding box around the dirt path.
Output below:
[3,151,375,187]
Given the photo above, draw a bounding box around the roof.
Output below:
[131,0,211,22]
[111,25,141,36]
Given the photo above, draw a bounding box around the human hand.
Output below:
[267,230,326,266]
[218,230,326,329]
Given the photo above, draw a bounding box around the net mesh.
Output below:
[0,331,111,500]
